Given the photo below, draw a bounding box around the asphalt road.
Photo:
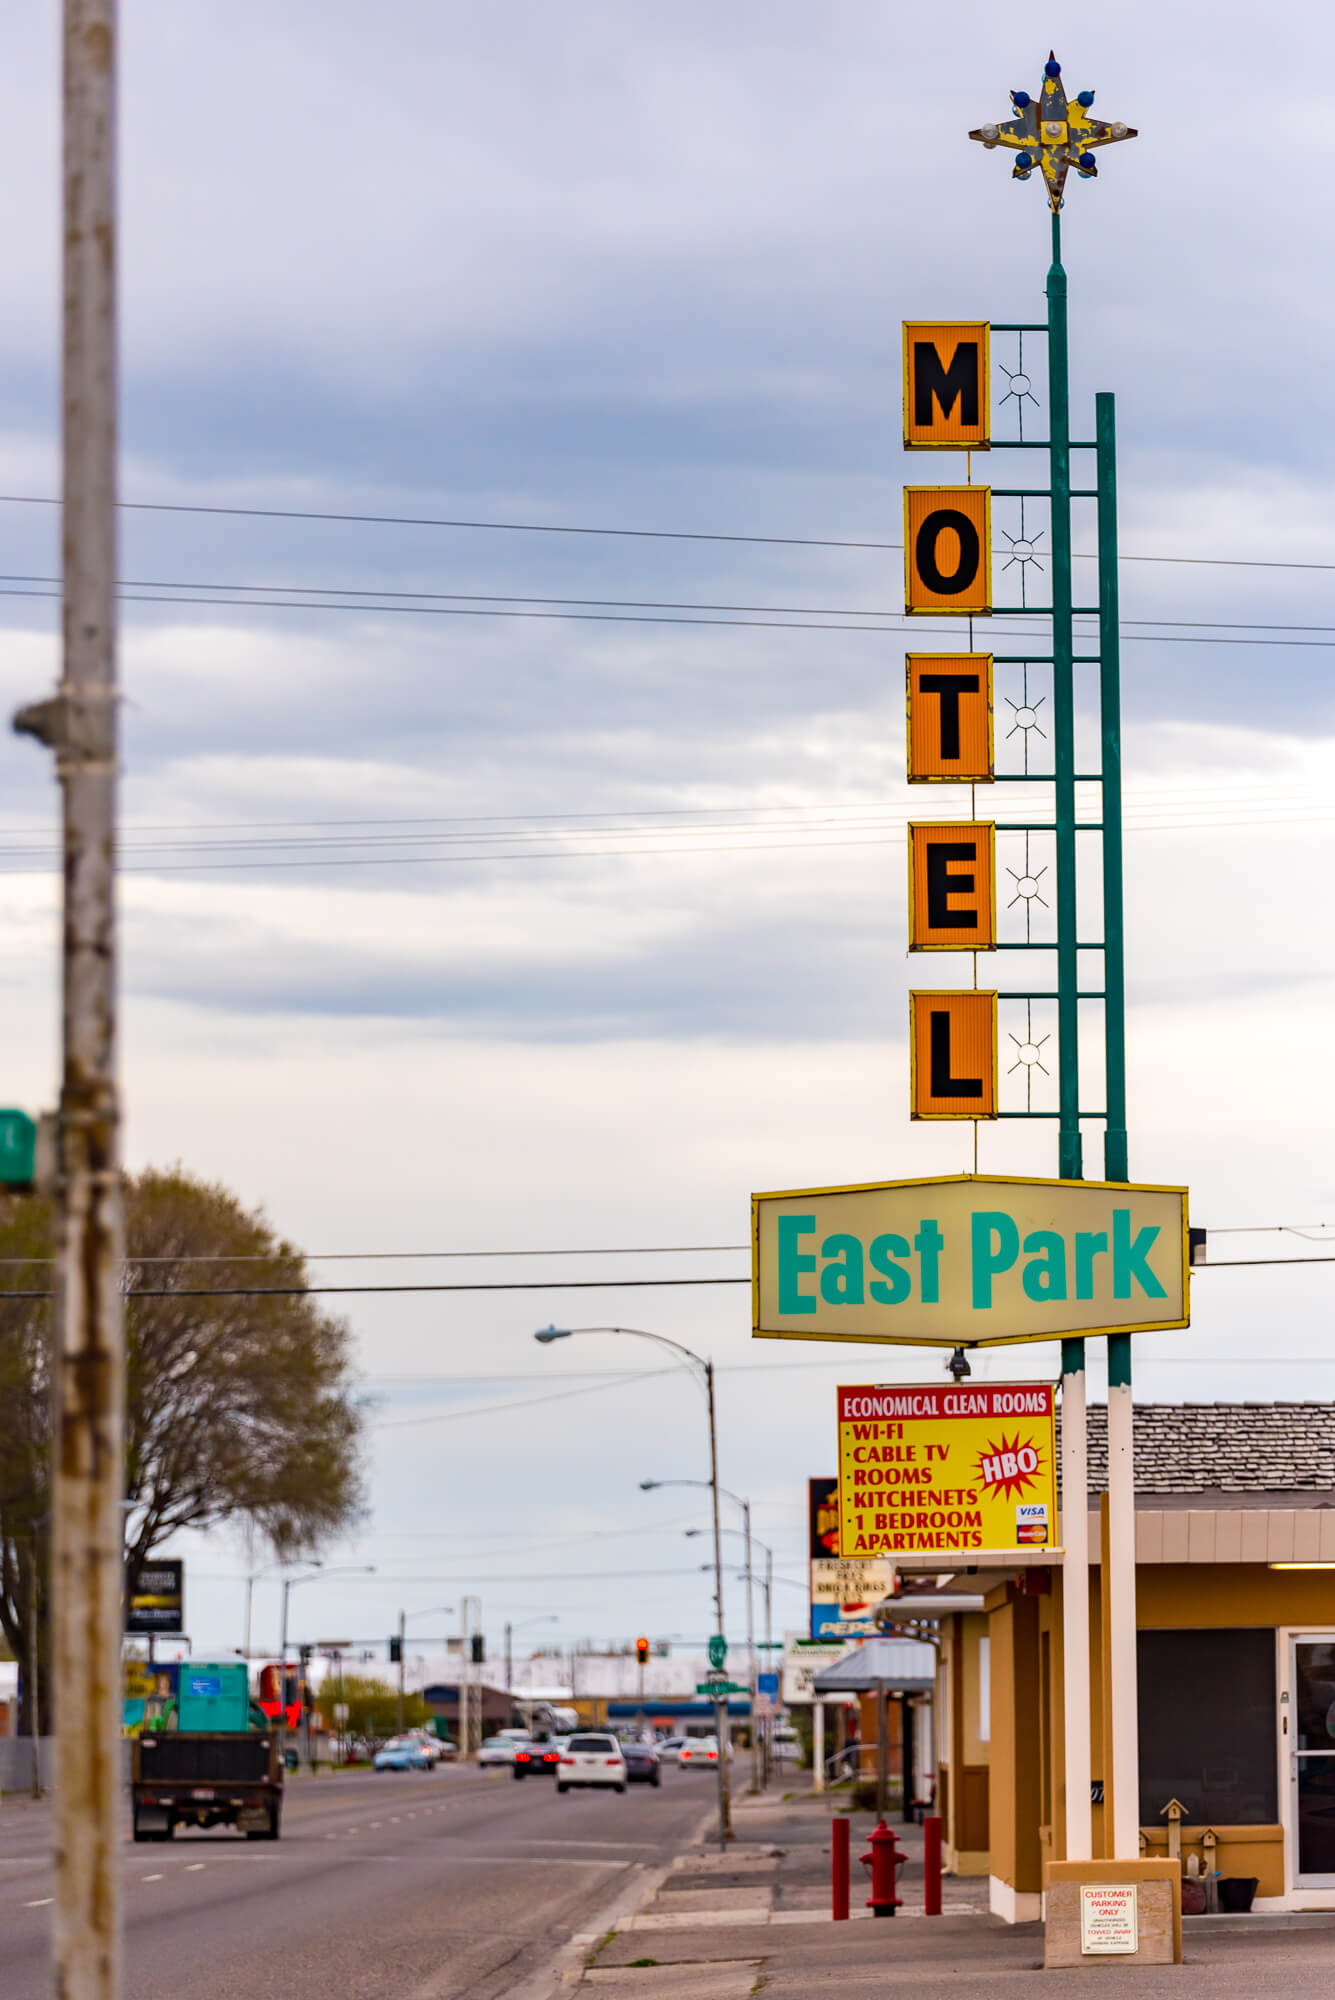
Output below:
[1,1762,715,2000]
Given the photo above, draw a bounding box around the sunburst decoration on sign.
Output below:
[975,1435,1046,1501]
[969,52,1136,213]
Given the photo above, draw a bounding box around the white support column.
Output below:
[812,1701,825,1794]
[1106,1334,1139,1857]
[1060,1340,1092,1860]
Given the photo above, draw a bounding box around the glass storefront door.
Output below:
[1291,1637,1335,1884]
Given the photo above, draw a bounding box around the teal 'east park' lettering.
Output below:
[774,1208,1165,1314]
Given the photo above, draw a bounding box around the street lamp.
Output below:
[396,1603,455,1735]
[504,1614,559,1697]
[279,1565,376,1760]
[534,1322,731,1848]
[647,1478,760,1797]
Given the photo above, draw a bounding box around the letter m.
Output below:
[914,340,979,429]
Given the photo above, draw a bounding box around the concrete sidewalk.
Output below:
[569,1786,1335,1996]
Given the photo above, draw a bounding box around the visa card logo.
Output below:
[1016,1502,1049,1546]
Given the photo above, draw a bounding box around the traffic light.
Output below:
[635,1636,650,1666]
[389,1636,402,1664]
[470,1634,484,1664]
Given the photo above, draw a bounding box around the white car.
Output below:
[656,1736,689,1764]
[479,1733,529,1768]
[557,1732,627,1794]
[679,1736,722,1770]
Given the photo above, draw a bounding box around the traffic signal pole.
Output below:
[10,5,126,1995]
[397,1609,406,1735]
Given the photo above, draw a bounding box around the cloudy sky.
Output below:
[2,4,1334,1668]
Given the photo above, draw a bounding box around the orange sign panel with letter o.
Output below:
[907,653,993,782]
[902,322,990,449]
[910,990,997,1119]
[909,823,995,951]
[905,488,991,615]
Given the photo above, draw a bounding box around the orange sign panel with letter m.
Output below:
[902,323,990,448]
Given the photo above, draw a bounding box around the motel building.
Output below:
[888,1401,1335,1920]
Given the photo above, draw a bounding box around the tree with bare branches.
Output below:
[0,1168,363,1730]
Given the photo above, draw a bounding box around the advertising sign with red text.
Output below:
[837,1381,1056,1557]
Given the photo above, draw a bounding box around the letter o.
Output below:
[914,508,981,596]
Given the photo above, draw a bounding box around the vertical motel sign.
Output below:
[903,323,997,1117]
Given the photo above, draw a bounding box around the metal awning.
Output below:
[811,1636,937,1695]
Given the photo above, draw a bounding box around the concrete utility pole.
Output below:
[12,4,125,1995]
[27,1550,42,1799]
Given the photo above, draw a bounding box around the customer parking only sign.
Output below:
[837,1382,1057,1557]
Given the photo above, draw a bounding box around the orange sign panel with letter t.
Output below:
[910,990,997,1119]
[905,488,991,615]
[909,823,995,951]
[907,654,993,782]
[902,323,990,448]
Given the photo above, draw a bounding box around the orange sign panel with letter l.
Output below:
[910,990,997,1118]
[902,322,990,449]
[909,822,995,951]
[905,488,991,615]
[907,653,993,782]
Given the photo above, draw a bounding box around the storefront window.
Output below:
[1138,1629,1276,1825]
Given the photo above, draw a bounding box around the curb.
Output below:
[520,1802,719,1999]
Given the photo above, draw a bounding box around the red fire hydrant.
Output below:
[860,1818,906,1917]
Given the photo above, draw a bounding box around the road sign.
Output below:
[781,1637,848,1705]
[909,823,996,950]
[837,1380,1057,1557]
[752,1172,1189,1347]
[0,1109,37,1187]
[907,654,994,782]
[910,991,998,1118]
[124,1559,184,1636]
[697,1681,746,1696]
[905,487,991,614]
[902,323,990,448]
[707,1635,727,1670]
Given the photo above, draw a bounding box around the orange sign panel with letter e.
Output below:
[907,653,993,782]
[902,322,990,449]
[909,823,995,951]
[910,990,997,1118]
[837,1381,1056,1557]
[905,488,991,615]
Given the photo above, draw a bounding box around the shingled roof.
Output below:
[1055,1403,1335,1506]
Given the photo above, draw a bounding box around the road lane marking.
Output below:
[186,1863,205,1872]
[25,1897,53,1907]
[141,1874,164,1882]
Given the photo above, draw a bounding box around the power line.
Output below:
[3,489,1333,575]
[8,571,1335,642]
[0,1242,750,1266]
[0,1275,752,1299]
[6,581,1335,652]
[0,1257,1323,1304]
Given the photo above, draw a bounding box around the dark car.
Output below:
[622,1741,661,1787]
[512,1740,563,1779]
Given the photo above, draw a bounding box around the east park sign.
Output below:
[752,1173,1188,1348]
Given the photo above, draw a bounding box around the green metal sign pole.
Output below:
[1047,209,1082,1190]
[1047,208,1093,1864]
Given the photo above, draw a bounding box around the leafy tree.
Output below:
[0,1168,364,1730]
[320,1674,432,1755]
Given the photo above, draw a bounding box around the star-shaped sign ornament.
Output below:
[969,52,1136,212]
